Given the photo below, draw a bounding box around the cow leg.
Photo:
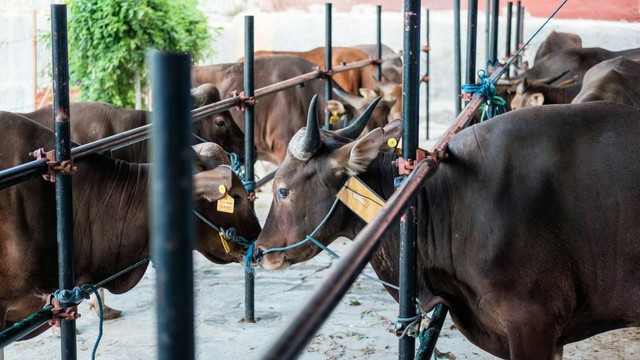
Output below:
[88,288,122,320]
[506,318,559,360]
[553,346,564,360]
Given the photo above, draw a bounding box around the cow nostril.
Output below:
[252,247,264,263]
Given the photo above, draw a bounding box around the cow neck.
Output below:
[73,155,150,291]
[350,151,454,310]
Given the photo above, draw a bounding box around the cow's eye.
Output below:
[216,119,226,127]
[232,194,242,205]
[278,188,289,199]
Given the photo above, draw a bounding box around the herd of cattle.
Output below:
[1,30,640,360]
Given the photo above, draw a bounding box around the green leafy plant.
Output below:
[66,0,215,108]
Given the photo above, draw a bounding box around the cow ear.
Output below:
[192,143,230,172]
[530,93,545,106]
[327,100,346,115]
[333,128,385,176]
[193,165,233,202]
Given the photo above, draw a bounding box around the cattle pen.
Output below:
[2,1,640,360]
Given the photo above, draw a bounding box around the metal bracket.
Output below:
[421,45,430,53]
[45,294,81,327]
[231,90,257,111]
[313,66,334,80]
[421,74,431,83]
[393,148,448,176]
[460,92,473,102]
[29,147,76,182]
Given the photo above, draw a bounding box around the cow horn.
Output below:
[332,86,368,109]
[335,96,381,139]
[289,94,321,161]
[537,70,571,85]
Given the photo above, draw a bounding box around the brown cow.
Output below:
[253,98,640,359]
[251,46,379,95]
[193,55,388,164]
[533,31,583,64]
[571,56,640,107]
[21,83,244,163]
[0,112,260,347]
[352,44,403,83]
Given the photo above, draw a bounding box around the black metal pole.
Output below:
[51,5,76,360]
[425,8,430,140]
[453,0,462,115]
[376,5,382,81]
[150,51,194,360]
[243,15,256,324]
[466,0,479,89]
[489,0,500,68]
[485,0,491,68]
[415,304,448,359]
[0,306,54,349]
[399,0,420,359]
[505,2,513,78]
[324,3,333,130]
[519,6,525,67]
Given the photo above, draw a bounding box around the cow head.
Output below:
[331,86,397,132]
[253,95,401,269]
[191,83,246,157]
[192,143,261,264]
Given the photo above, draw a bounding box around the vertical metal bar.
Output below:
[243,15,256,324]
[324,3,332,130]
[150,51,194,360]
[32,10,37,110]
[425,8,430,140]
[453,0,461,115]
[484,0,491,68]
[505,2,513,78]
[415,304,448,359]
[399,0,420,359]
[376,5,382,81]
[517,3,524,67]
[466,0,479,89]
[51,5,76,360]
[489,0,500,68]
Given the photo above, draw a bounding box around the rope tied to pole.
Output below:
[193,210,254,250]
[461,70,506,121]
[226,151,246,181]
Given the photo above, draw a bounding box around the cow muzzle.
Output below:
[252,246,290,270]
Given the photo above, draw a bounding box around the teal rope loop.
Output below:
[54,284,103,360]
[243,179,256,192]
[193,210,254,249]
[461,70,506,121]
[226,151,245,181]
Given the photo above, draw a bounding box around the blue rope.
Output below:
[461,70,506,121]
[193,210,254,249]
[192,133,208,143]
[54,285,103,360]
[243,180,256,192]
[461,0,568,121]
[244,244,256,275]
[226,151,245,181]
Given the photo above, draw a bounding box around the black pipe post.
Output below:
[324,3,332,130]
[519,6,525,67]
[453,0,462,115]
[243,15,256,324]
[484,0,491,67]
[51,5,76,360]
[505,2,513,78]
[376,5,382,81]
[466,0,479,91]
[150,51,194,360]
[398,0,420,359]
[425,8,430,140]
[489,0,500,68]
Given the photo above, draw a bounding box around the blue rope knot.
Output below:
[242,179,256,192]
[54,287,90,305]
[461,70,507,122]
[226,151,245,181]
[244,243,256,275]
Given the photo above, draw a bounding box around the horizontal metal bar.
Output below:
[0,57,383,189]
[261,92,486,360]
[0,158,49,189]
[255,168,277,189]
[0,305,53,349]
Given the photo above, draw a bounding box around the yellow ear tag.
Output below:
[387,138,398,148]
[329,111,340,124]
[218,232,231,254]
[217,194,235,214]
[218,184,227,194]
[336,176,385,223]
